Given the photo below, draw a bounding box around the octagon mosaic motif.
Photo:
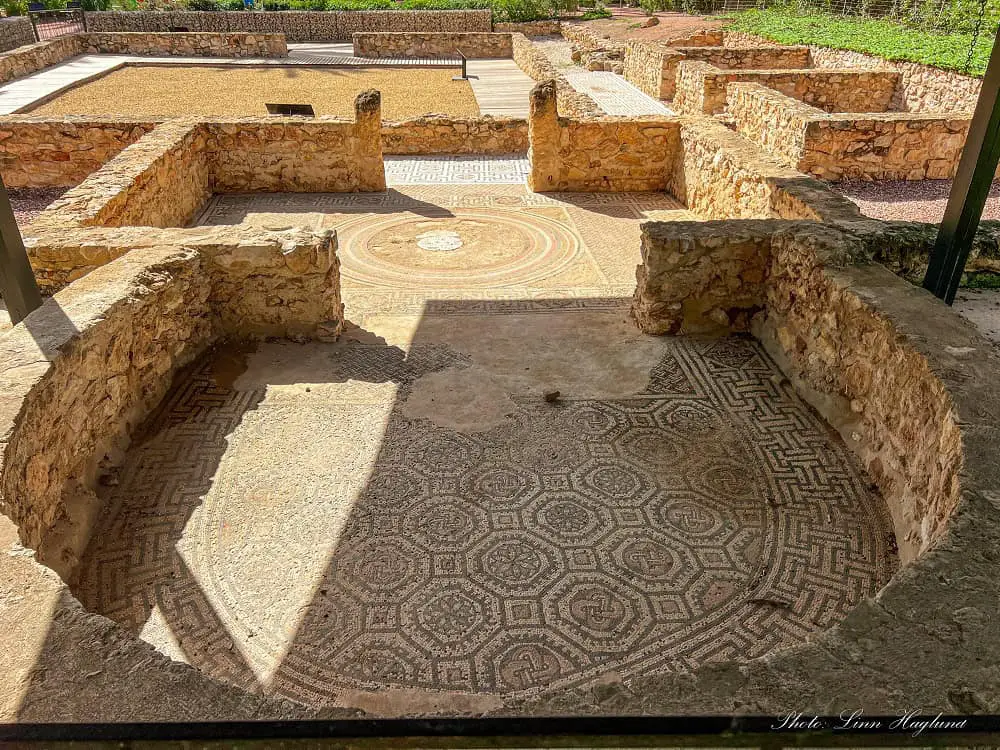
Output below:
[74,335,897,707]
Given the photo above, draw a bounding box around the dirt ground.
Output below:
[834,179,1000,223]
[28,66,480,119]
[574,10,728,44]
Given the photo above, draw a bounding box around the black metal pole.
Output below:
[924,24,1000,304]
[0,176,42,325]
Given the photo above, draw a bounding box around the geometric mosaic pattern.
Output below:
[384,156,531,185]
[75,334,896,707]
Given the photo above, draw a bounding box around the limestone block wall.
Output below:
[724,29,981,112]
[382,115,527,154]
[0,35,85,85]
[353,32,511,58]
[0,117,157,188]
[0,17,34,54]
[511,33,601,118]
[675,61,900,115]
[728,82,975,181]
[633,219,772,335]
[31,120,211,230]
[527,80,679,192]
[494,20,561,36]
[82,31,288,57]
[630,218,970,564]
[623,42,681,99]
[666,116,861,221]
[0,224,343,576]
[207,91,385,192]
[84,10,492,42]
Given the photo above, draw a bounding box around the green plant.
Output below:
[578,2,609,17]
[490,0,552,22]
[0,0,27,14]
[639,0,671,13]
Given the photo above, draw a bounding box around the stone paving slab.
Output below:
[564,70,675,116]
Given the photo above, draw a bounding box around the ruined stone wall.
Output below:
[382,115,527,154]
[0,35,85,85]
[511,33,601,118]
[84,10,491,42]
[724,29,981,112]
[353,31,511,58]
[27,120,209,230]
[623,42,680,99]
[82,31,287,57]
[494,20,560,36]
[632,219,772,335]
[667,116,861,221]
[726,82,814,167]
[0,117,157,188]
[0,17,34,54]
[0,248,215,576]
[207,92,385,192]
[0,224,343,575]
[675,61,900,115]
[728,82,974,181]
[527,80,678,192]
[630,217,964,562]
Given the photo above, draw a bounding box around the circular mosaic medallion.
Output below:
[337,212,582,289]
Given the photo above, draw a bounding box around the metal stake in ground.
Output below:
[0,176,43,325]
[924,24,1000,304]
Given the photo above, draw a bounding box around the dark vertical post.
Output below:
[924,25,1000,304]
[0,177,43,325]
[29,12,39,43]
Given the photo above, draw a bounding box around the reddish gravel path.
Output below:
[574,11,728,44]
[834,180,1000,223]
[7,187,67,229]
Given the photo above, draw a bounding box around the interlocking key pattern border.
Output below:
[76,335,896,707]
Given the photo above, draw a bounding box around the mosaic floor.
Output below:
[73,184,898,712]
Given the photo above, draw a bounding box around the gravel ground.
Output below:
[834,179,1000,223]
[29,66,480,120]
[573,11,727,44]
[8,187,67,229]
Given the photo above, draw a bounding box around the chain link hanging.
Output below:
[964,0,988,74]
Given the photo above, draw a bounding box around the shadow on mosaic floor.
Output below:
[47,298,896,714]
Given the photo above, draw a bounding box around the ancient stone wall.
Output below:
[630,217,966,563]
[382,115,527,154]
[667,116,861,221]
[84,10,491,42]
[724,29,981,112]
[675,61,900,115]
[207,91,385,192]
[494,20,560,36]
[0,35,85,85]
[353,31,511,59]
[728,82,974,181]
[31,121,210,230]
[82,31,287,57]
[0,17,34,54]
[623,42,680,99]
[0,224,343,575]
[632,219,772,335]
[511,33,601,118]
[527,80,678,192]
[0,117,157,188]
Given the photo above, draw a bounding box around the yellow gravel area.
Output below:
[30,65,480,119]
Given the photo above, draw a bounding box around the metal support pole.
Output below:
[0,176,42,325]
[923,24,1000,304]
[452,49,468,81]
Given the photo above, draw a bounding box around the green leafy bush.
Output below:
[639,0,671,12]
[727,8,993,75]
[578,2,609,17]
[0,0,27,14]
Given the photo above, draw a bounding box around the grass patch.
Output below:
[726,8,992,76]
